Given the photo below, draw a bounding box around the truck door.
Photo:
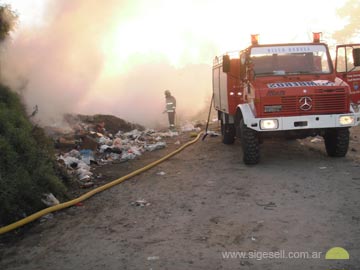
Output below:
[335,44,360,104]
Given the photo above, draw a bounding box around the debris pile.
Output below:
[46,114,184,188]
[56,128,177,188]
[95,129,170,163]
[45,114,208,189]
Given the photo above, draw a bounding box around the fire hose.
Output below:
[0,132,203,235]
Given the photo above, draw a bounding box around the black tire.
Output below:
[221,119,235,145]
[240,119,260,165]
[323,128,349,157]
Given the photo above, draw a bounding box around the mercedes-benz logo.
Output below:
[299,96,312,111]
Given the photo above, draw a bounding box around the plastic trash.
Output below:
[109,153,121,160]
[80,181,94,188]
[64,149,81,159]
[129,146,142,156]
[79,174,91,181]
[112,138,122,149]
[77,168,93,180]
[181,123,201,132]
[124,129,142,139]
[77,161,91,171]
[181,123,196,132]
[99,144,111,153]
[145,142,166,152]
[206,131,220,137]
[80,149,95,165]
[99,136,112,145]
[153,131,179,138]
[130,199,150,207]
[121,152,137,161]
[60,156,80,168]
[41,193,60,206]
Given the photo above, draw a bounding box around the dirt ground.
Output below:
[0,125,360,270]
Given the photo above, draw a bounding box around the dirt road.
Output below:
[1,127,360,270]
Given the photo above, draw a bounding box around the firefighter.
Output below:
[164,90,176,130]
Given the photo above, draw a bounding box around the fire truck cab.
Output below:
[212,34,360,164]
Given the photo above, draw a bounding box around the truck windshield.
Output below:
[250,45,331,76]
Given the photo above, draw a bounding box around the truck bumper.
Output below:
[244,113,360,132]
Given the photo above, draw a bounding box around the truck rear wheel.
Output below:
[240,119,260,164]
[324,128,349,157]
[221,119,235,145]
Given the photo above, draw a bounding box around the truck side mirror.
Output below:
[222,55,230,73]
[353,48,360,66]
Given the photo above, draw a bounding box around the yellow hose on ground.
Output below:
[0,132,203,235]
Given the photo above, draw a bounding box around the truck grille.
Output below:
[280,93,347,114]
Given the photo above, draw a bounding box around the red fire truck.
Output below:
[212,34,360,164]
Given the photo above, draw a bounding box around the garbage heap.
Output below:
[58,128,181,188]
[46,115,204,189]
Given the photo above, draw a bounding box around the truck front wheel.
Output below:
[240,119,260,164]
[323,128,349,157]
[221,119,235,145]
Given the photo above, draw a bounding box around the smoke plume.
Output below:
[0,0,213,127]
[1,0,349,127]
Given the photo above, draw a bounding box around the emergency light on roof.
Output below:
[313,32,322,43]
[251,34,259,45]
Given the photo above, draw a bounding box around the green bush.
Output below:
[0,85,66,226]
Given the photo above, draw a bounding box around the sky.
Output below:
[0,0,351,127]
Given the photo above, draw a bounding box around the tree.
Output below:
[0,4,17,83]
[0,4,17,41]
[333,0,360,43]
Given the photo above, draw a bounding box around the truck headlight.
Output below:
[339,115,354,126]
[260,119,279,130]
